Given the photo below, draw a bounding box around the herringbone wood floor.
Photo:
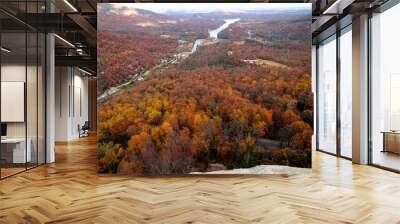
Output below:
[1,136,400,224]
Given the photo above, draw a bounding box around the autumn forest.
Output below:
[97,4,312,174]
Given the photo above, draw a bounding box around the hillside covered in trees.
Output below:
[97,4,312,174]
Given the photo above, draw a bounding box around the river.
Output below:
[99,18,241,102]
[191,18,240,53]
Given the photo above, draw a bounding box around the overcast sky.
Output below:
[106,3,311,14]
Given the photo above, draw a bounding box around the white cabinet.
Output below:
[1,138,32,163]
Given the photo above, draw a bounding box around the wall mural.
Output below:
[97,3,312,175]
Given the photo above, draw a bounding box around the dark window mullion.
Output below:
[316,44,320,151]
[367,11,373,165]
[44,0,48,165]
[36,0,39,167]
[0,22,2,179]
[25,0,28,171]
[336,28,341,157]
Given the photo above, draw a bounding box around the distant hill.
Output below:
[98,5,172,32]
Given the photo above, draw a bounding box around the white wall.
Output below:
[72,73,89,138]
[55,67,89,141]
[1,65,26,139]
[55,66,69,141]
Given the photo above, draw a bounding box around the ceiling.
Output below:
[0,0,391,74]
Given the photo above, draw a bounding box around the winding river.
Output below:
[99,18,241,102]
[191,18,240,53]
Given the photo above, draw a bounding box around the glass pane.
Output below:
[27,31,38,169]
[38,33,45,165]
[371,4,400,171]
[340,28,352,158]
[26,0,38,169]
[1,31,27,177]
[318,36,337,154]
[0,1,46,178]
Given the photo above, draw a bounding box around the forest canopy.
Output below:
[97,4,312,174]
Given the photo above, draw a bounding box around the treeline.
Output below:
[219,19,310,68]
[181,40,309,72]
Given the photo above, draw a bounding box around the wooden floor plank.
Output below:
[0,136,400,223]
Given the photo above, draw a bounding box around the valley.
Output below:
[97,4,312,174]
[98,17,241,102]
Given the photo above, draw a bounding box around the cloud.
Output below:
[103,3,311,14]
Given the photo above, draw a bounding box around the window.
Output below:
[339,27,352,158]
[370,3,400,171]
[317,35,337,154]
[0,2,47,179]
